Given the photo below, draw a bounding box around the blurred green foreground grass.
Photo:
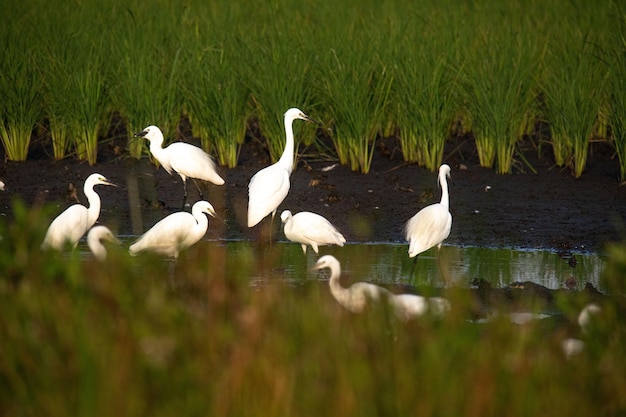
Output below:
[1,201,625,417]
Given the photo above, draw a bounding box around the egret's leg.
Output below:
[408,255,418,280]
[181,180,188,210]
[192,178,204,200]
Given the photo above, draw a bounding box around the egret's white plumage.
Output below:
[41,173,117,251]
[281,210,346,254]
[247,108,315,228]
[389,294,451,321]
[405,164,452,258]
[87,225,121,261]
[135,125,224,208]
[561,303,603,359]
[312,255,390,314]
[129,200,216,258]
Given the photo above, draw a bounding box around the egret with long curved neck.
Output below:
[247,108,316,231]
[405,164,452,257]
[312,255,390,314]
[135,125,224,209]
[41,173,117,251]
[129,200,216,259]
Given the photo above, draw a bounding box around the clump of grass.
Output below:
[111,7,184,159]
[183,36,250,168]
[540,28,609,178]
[246,31,316,165]
[461,24,540,174]
[391,18,461,172]
[607,11,626,182]
[0,30,43,162]
[319,41,392,174]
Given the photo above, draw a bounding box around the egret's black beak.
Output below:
[134,130,148,138]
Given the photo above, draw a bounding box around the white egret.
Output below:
[135,125,224,209]
[41,173,117,251]
[561,303,602,359]
[129,200,216,259]
[247,108,317,230]
[87,225,121,261]
[405,164,452,259]
[280,210,346,254]
[389,293,451,322]
[311,255,390,314]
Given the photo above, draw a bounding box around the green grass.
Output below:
[0,0,624,178]
[1,201,626,416]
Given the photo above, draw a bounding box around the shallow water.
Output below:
[88,239,607,291]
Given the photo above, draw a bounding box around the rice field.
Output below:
[1,203,625,417]
[2,1,626,415]
[0,0,624,178]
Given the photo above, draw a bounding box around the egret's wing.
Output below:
[168,143,224,185]
[293,212,345,245]
[405,204,452,255]
[43,205,89,249]
[247,166,290,226]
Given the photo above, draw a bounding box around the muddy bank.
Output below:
[0,135,625,255]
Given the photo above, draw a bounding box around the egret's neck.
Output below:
[439,173,450,208]
[191,207,209,233]
[277,116,295,173]
[85,185,102,227]
[328,264,348,304]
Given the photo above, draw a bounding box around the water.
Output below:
[90,239,606,291]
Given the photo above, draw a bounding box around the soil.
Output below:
[1,130,625,256]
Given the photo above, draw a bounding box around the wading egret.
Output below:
[41,173,117,251]
[311,255,391,314]
[87,225,121,261]
[281,210,346,254]
[405,164,452,258]
[135,125,224,209]
[247,108,317,231]
[129,200,216,259]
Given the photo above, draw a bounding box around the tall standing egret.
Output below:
[405,164,452,259]
[311,255,391,314]
[129,200,216,259]
[135,125,225,209]
[247,108,317,232]
[281,210,346,254]
[41,173,117,251]
[87,225,121,261]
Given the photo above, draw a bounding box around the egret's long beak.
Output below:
[301,113,322,126]
[100,177,119,188]
[134,130,148,138]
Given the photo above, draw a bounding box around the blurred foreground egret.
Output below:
[311,255,390,314]
[405,164,452,258]
[281,210,346,254]
[129,200,216,259]
[135,125,224,209]
[561,303,602,359]
[41,173,117,251]
[389,293,451,322]
[247,108,317,232]
[87,225,121,261]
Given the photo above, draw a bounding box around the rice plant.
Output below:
[246,32,316,165]
[461,22,540,174]
[183,36,250,168]
[0,30,43,161]
[608,11,626,182]
[391,17,461,172]
[539,6,610,178]
[110,7,184,159]
[319,38,393,174]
